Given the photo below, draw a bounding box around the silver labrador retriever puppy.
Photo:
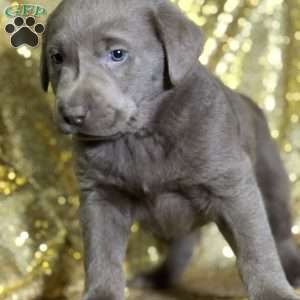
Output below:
[40,0,300,299]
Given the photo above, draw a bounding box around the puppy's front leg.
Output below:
[80,189,132,300]
[215,159,300,300]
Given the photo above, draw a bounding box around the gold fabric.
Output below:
[0,0,299,299]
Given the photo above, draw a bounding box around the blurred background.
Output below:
[0,0,299,299]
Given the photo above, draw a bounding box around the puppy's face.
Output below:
[41,0,203,140]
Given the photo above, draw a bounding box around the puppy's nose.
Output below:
[72,116,85,126]
[59,104,87,127]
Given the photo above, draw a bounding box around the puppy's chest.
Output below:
[77,141,213,239]
[138,188,212,240]
[80,137,186,194]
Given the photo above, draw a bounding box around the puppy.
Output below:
[40,0,300,299]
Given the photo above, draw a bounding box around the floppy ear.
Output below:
[40,29,49,92]
[153,1,203,86]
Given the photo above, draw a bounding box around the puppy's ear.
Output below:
[40,28,49,92]
[153,1,203,86]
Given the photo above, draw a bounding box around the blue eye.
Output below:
[110,49,128,62]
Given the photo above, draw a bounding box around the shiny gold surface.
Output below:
[0,0,299,299]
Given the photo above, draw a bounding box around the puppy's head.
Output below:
[41,0,203,140]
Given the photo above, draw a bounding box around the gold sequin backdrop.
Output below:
[0,0,299,299]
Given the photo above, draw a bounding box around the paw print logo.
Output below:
[5,16,45,48]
